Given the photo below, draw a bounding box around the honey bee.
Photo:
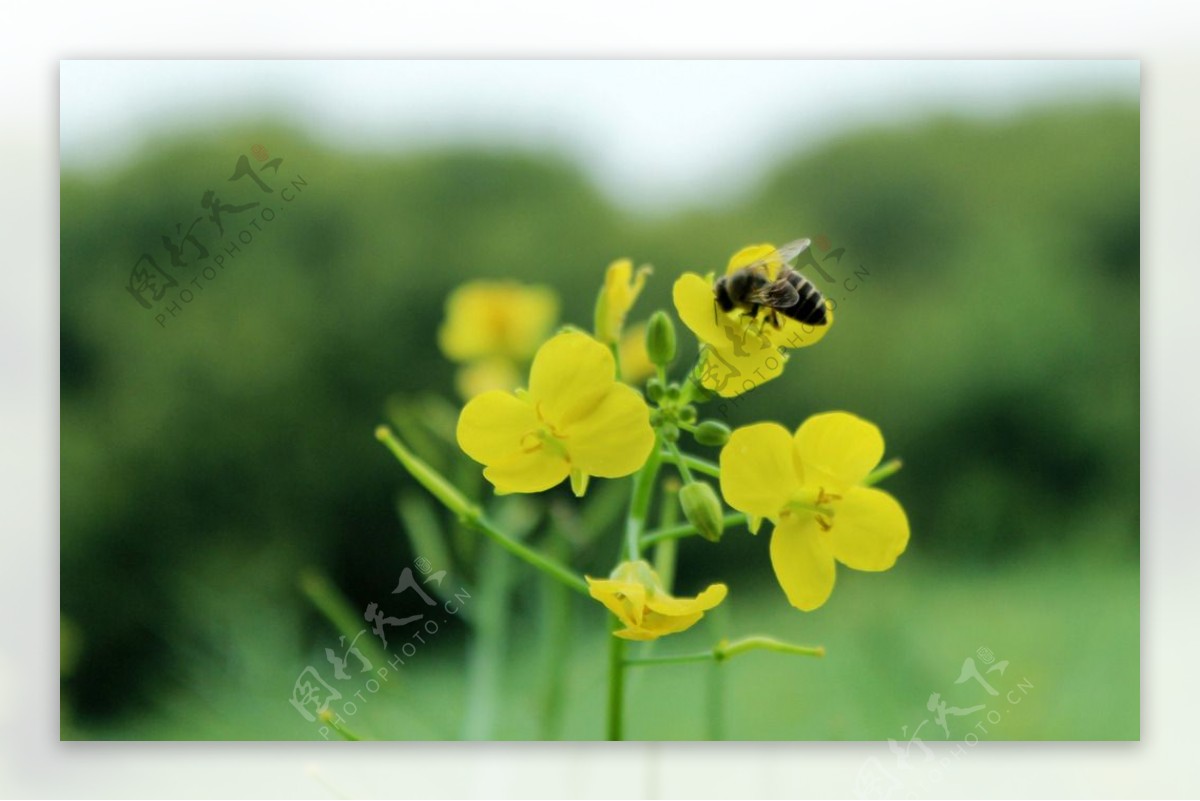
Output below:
[713,238,829,329]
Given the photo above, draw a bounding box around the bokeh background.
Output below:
[59,61,1139,741]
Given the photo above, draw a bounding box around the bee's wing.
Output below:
[751,278,801,308]
[740,238,813,274]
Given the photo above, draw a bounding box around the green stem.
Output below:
[606,623,626,740]
[537,534,572,740]
[461,538,511,740]
[663,439,695,484]
[318,710,362,741]
[624,437,663,561]
[705,603,730,740]
[659,449,720,479]
[865,458,903,486]
[610,342,624,383]
[652,481,682,592]
[298,569,450,739]
[624,636,826,667]
[641,513,747,548]
[607,435,665,741]
[376,425,588,596]
[468,514,588,596]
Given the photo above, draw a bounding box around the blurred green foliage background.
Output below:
[60,101,1138,740]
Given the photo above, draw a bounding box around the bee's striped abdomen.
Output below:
[780,272,828,325]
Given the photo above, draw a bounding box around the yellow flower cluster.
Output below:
[439,241,908,638]
[438,281,559,399]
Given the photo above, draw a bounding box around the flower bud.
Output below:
[646,376,665,402]
[679,481,725,542]
[678,405,698,424]
[692,420,731,447]
[645,310,677,367]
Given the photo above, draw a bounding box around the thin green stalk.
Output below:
[318,709,362,741]
[652,481,682,592]
[624,437,663,561]
[536,535,572,739]
[298,570,391,671]
[298,569,448,739]
[659,449,720,479]
[461,538,512,740]
[663,438,695,484]
[608,436,665,740]
[641,513,747,548]
[606,622,626,741]
[865,458,903,486]
[705,603,730,740]
[624,636,826,667]
[376,425,588,596]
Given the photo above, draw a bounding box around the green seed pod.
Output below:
[645,310,677,367]
[679,481,726,542]
[693,420,731,447]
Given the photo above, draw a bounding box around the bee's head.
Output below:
[713,275,735,312]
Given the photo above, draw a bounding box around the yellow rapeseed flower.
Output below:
[673,244,833,398]
[587,560,728,640]
[595,259,652,345]
[719,412,909,611]
[456,331,655,496]
[439,280,559,363]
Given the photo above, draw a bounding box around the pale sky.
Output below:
[59,60,1138,210]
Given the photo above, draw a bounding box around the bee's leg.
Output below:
[739,307,758,338]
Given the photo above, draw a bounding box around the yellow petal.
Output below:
[528,332,615,428]
[586,577,646,628]
[483,450,569,494]
[794,411,885,492]
[694,340,787,398]
[456,390,539,466]
[727,243,780,278]
[831,487,910,571]
[673,272,728,347]
[720,423,802,519]
[439,281,559,362]
[618,323,656,384]
[643,582,728,616]
[596,259,650,344]
[622,611,704,639]
[614,623,678,641]
[769,516,837,611]
[560,383,655,478]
